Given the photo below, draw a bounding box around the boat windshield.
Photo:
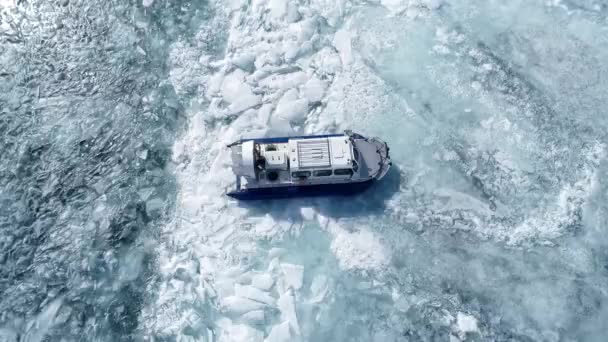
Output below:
[351,146,360,172]
[352,146,360,161]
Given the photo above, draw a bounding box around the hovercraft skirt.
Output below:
[227,180,374,200]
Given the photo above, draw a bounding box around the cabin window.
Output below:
[333,168,353,176]
[292,171,311,179]
[313,170,332,177]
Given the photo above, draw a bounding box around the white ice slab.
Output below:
[301,77,327,103]
[252,273,275,291]
[454,312,479,338]
[277,289,300,335]
[333,29,353,65]
[222,296,267,315]
[218,323,264,342]
[265,321,292,342]
[242,310,265,324]
[269,0,288,18]
[235,284,277,306]
[280,263,304,290]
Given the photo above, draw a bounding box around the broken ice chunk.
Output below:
[424,0,443,10]
[214,278,236,298]
[219,323,264,342]
[234,284,276,306]
[138,187,155,201]
[242,310,265,324]
[228,93,262,114]
[310,47,342,75]
[136,149,148,160]
[300,207,315,221]
[268,116,293,136]
[269,248,287,258]
[269,0,288,18]
[278,98,308,122]
[136,45,147,56]
[301,77,326,103]
[286,2,301,23]
[145,198,164,216]
[277,289,300,335]
[280,263,304,290]
[308,274,329,303]
[231,53,256,72]
[283,40,301,61]
[252,273,275,291]
[453,312,479,339]
[268,258,281,273]
[221,296,267,315]
[208,71,225,96]
[265,321,292,342]
[333,29,353,65]
[0,327,18,342]
[221,70,253,104]
[276,89,309,122]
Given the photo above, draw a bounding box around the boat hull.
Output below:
[227,179,374,200]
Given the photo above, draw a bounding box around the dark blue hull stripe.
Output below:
[227,180,374,200]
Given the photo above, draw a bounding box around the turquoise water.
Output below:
[1,0,607,341]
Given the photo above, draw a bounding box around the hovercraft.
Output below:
[226,130,391,200]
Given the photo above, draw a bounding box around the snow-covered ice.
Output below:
[144,0,608,338]
[3,0,592,341]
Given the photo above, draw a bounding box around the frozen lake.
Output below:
[1,0,608,341]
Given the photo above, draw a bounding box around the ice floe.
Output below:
[329,224,389,272]
[141,0,608,340]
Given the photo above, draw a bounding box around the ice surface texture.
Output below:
[2,0,608,341]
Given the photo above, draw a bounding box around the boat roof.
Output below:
[228,133,356,175]
[289,135,353,171]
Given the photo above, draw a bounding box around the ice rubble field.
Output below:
[1,0,608,341]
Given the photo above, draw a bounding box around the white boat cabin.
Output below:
[231,135,368,189]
